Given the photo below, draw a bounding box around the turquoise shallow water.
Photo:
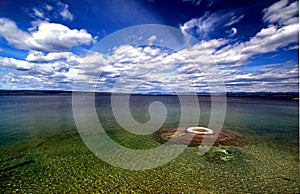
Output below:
[0,93,299,192]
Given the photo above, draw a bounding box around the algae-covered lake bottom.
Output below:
[0,94,299,193]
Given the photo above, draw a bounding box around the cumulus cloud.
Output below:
[79,42,297,93]
[0,18,39,50]
[26,51,75,62]
[32,22,94,51]
[0,55,78,90]
[0,0,298,93]
[1,33,298,92]
[0,18,95,52]
[1,57,34,71]
[74,45,188,92]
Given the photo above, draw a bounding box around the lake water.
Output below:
[0,93,299,192]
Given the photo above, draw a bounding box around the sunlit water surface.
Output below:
[0,94,299,193]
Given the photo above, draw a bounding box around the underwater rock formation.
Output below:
[153,127,250,147]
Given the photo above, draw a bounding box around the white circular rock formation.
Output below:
[186,127,214,135]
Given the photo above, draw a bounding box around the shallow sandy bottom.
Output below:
[0,132,299,193]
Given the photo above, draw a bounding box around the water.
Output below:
[0,93,299,192]
[0,95,75,147]
[1,94,298,147]
[225,97,298,140]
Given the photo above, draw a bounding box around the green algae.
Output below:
[0,132,299,193]
[203,146,245,164]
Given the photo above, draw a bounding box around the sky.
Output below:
[0,0,298,93]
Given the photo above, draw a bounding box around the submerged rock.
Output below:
[153,127,250,147]
[202,146,244,164]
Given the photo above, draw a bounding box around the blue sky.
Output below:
[0,0,298,93]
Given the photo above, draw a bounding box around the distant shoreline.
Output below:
[0,90,298,99]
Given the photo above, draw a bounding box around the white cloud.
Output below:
[30,1,73,22]
[147,35,157,45]
[75,42,227,93]
[182,0,220,7]
[32,22,93,51]
[245,24,298,52]
[33,8,44,18]
[180,18,197,37]
[0,0,298,93]
[1,57,34,71]
[60,4,74,21]
[45,4,53,11]
[222,63,299,92]
[0,18,95,52]
[226,27,237,37]
[26,51,75,62]
[0,55,79,90]
[286,44,299,50]
[263,0,298,25]
[214,23,298,65]
[0,18,39,50]
[225,15,244,27]
[180,11,244,39]
[178,39,227,61]
[1,34,298,92]
[6,26,294,93]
